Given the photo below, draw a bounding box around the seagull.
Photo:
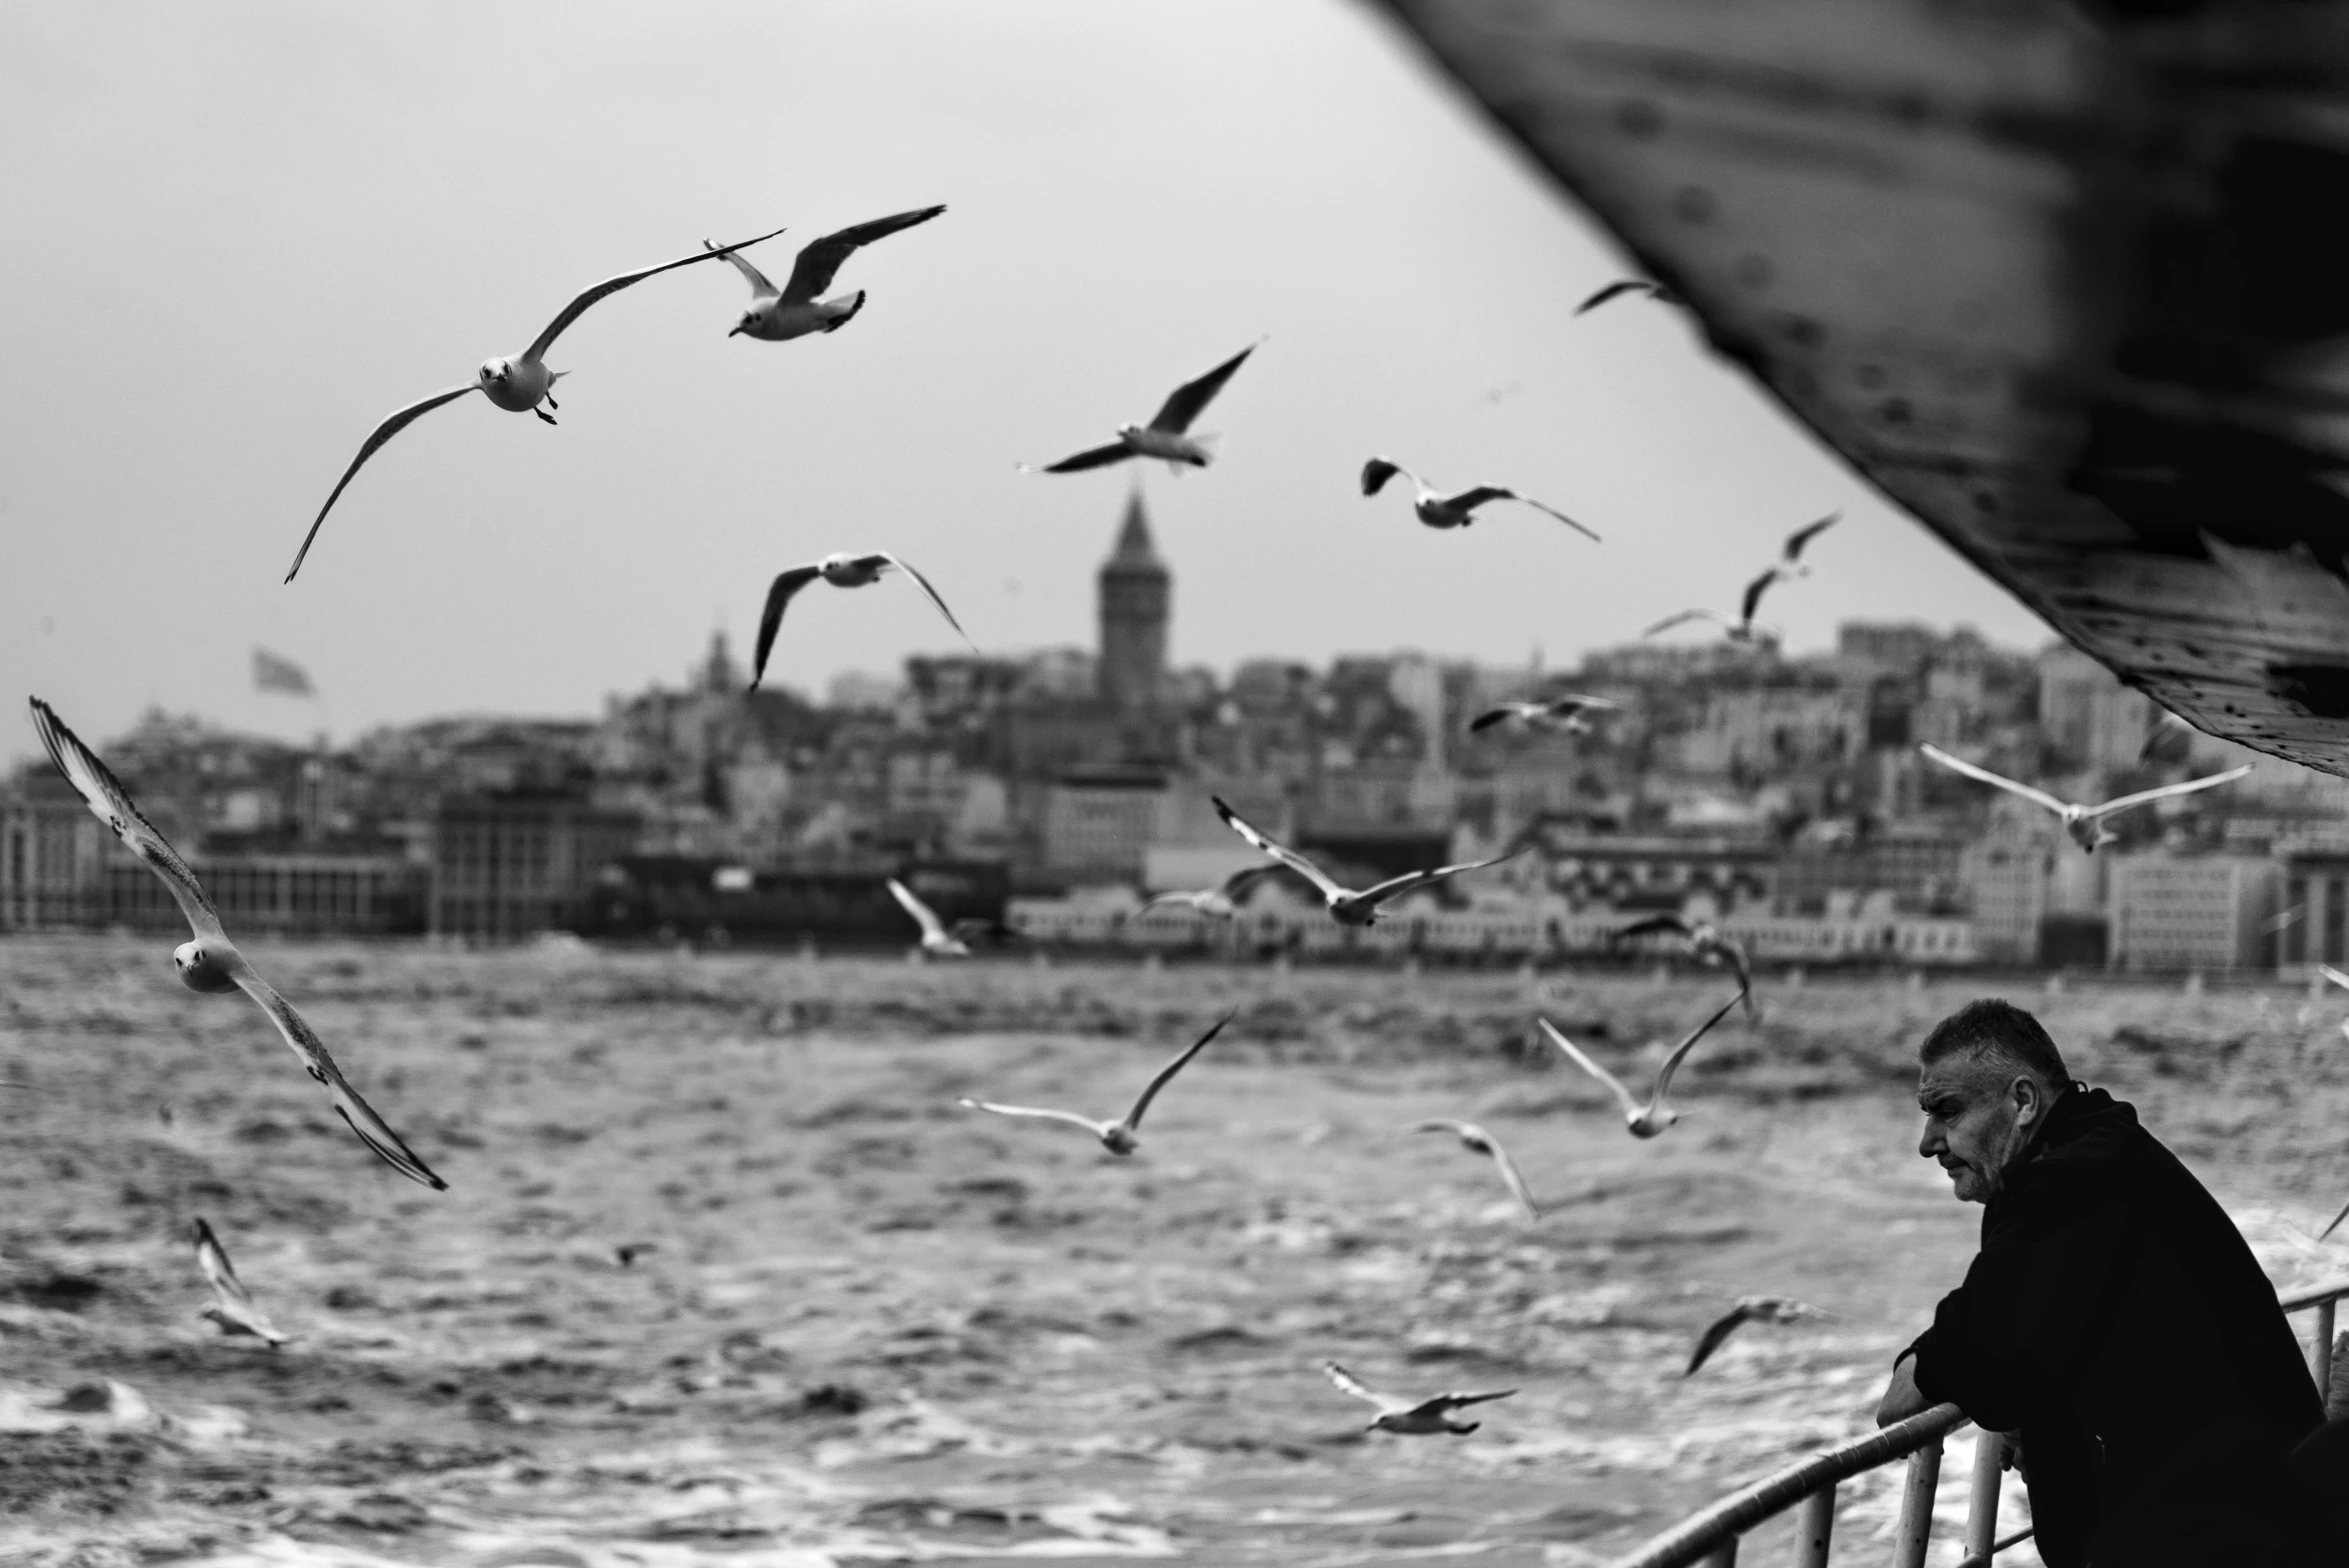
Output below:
[1610,914,1754,1013]
[286,224,788,581]
[1538,991,1743,1138]
[957,1010,1232,1155]
[1467,693,1619,736]
[1575,278,1678,314]
[1412,1119,1540,1222]
[749,552,971,690]
[191,1218,289,1348]
[888,877,971,958]
[2314,965,2349,1052]
[1683,1296,1832,1376]
[1918,744,2252,853]
[708,205,944,341]
[1321,1361,1516,1435]
[1772,513,1840,576]
[1359,458,1600,539]
[2138,709,2197,764]
[614,1243,657,1267]
[1645,566,1786,646]
[1132,865,1279,920]
[1023,342,1259,473]
[29,699,445,1189]
[1212,797,1522,926]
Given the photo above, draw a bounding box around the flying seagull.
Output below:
[1610,914,1754,1013]
[888,877,971,958]
[749,552,970,690]
[286,224,788,581]
[1359,458,1600,539]
[1539,991,1743,1139]
[1023,342,1259,474]
[1645,565,1787,646]
[1918,743,2252,853]
[1212,796,1521,926]
[1683,1296,1832,1377]
[191,1218,289,1348]
[957,1010,1232,1155]
[1321,1361,1516,1435]
[1132,864,1278,920]
[1412,1119,1540,1222]
[1575,278,1678,314]
[1468,694,1619,736]
[29,698,445,1189]
[614,1243,658,1267]
[708,205,945,341]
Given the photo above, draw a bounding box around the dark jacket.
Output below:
[1905,1086,2323,1567]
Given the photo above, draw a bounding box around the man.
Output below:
[1874,999,2328,1566]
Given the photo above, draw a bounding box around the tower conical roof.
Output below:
[1103,487,1164,574]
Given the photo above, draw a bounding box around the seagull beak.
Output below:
[727,324,745,338]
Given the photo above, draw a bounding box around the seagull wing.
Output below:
[750,565,825,689]
[1135,890,1203,915]
[1147,342,1258,434]
[1538,1018,1643,1119]
[2320,965,2349,994]
[2321,1190,2349,1241]
[1356,848,1525,909]
[1123,1009,1233,1129]
[1739,568,1782,625]
[1217,864,1279,902]
[1780,512,1840,563]
[29,698,225,942]
[2084,764,2254,819]
[1653,991,1744,1107]
[1684,1302,1755,1376]
[525,224,789,362]
[1454,487,1602,541]
[1468,704,1530,733]
[1427,1388,1517,1413]
[1917,744,2073,815]
[1644,608,1723,637]
[287,384,479,581]
[862,552,973,647]
[1032,441,1135,474]
[702,237,780,300]
[888,877,950,942]
[1411,1118,1473,1136]
[956,1097,1112,1137]
[192,1218,253,1313]
[777,205,946,304]
[1479,1131,1541,1221]
[228,965,447,1190]
[1212,796,1346,900]
[1322,1360,1399,1412]
[1715,937,1755,1011]
[1361,456,1417,497]
[1548,694,1620,718]
[1611,914,1690,944]
[1575,279,1653,314]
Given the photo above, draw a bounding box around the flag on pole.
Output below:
[252,647,315,697]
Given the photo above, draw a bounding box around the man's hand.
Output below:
[1875,1352,1932,1428]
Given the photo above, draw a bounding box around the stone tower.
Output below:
[1097,487,1169,718]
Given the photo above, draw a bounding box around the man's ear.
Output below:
[2010,1074,2044,1128]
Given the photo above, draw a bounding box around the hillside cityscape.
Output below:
[9,493,2347,973]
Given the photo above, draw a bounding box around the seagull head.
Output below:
[1100,1127,1140,1156]
[1114,421,1145,442]
[172,940,238,995]
[730,309,760,338]
[478,357,512,386]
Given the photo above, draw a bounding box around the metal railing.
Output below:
[1603,1273,2349,1568]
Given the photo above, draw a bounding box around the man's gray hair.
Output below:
[1919,998,2071,1090]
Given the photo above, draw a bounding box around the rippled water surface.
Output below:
[6,938,2343,1566]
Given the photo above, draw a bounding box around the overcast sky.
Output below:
[0,0,2053,764]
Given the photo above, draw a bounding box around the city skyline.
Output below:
[0,0,2052,770]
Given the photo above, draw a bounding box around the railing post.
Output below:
[1790,1484,1834,1568]
[2309,1297,2336,1405]
[1890,1433,1945,1568]
[1964,1430,2004,1562]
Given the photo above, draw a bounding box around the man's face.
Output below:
[1917,1060,2034,1203]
